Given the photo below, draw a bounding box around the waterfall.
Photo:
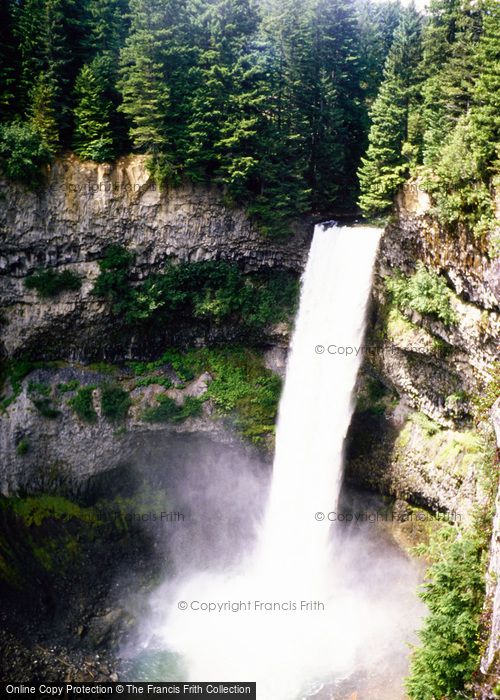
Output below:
[256,222,382,581]
[145,223,408,700]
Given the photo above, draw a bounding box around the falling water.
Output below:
[140,224,422,699]
[256,222,382,580]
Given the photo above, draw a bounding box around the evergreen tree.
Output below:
[28,72,60,155]
[358,5,422,215]
[12,0,49,111]
[118,0,195,173]
[184,0,259,179]
[308,0,363,208]
[73,55,116,162]
[420,0,482,165]
[0,0,20,120]
[356,0,404,106]
[85,0,131,57]
[470,0,500,175]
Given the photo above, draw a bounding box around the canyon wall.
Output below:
[0,154,309,361]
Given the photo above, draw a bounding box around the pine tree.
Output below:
[184,0,259,178]
[0,0,20,120]
[308,0,363,209]
[358,5,423,215]
[356,0,405,106]
[12,0,48,111]
[118,0,194,163]
[86,0,131,57]
[470,0,500,175]
[420,0,482,165]
[73,55,116,162]
[28,72,60,155]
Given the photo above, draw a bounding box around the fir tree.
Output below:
[0,0,20,120]
[358,5,422,215]
[470,0,500,174]
[73,55,116,162]
[28,72,60,155]
[420,0,482,164]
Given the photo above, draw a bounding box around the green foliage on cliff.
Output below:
[25,268,82,298]
[406,525,489,700]
[100,384,132,421]
[68,386,97,423]
[93,246,299,333]
[386,263,457,326]
[133,347,281,444]
[28,381,60,419]
[0,121,52,186]
[142,395,204,423]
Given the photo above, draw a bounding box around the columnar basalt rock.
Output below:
[0,155,310,360]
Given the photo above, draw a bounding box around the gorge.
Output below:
[0,155,498,698]
[0,0,499,697]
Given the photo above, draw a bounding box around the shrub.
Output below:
[142,395,203,423]
[57,380,80,393]
[93,252,299,333]
[28,381,60,419]
[16,438,29,456]
[135,347,282,443]
[0,121,52,187]
[69,386,97,423]
[406,526,488,700]
[25,268,81,298]
[100,384,131,421]
[422,114,496,239]
[386,263,457,326]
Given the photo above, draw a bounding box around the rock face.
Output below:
[347,183,499,520]
[479,398,500,695]
[0,154,310,360]
[0,364,243,496]
[346,181,499,695]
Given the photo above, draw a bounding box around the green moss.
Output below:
[10,495,99,527]
[135,347,281,443]
[25,268,81,298]
[474,362,500,421]
[386,305,418,344]
[100,384,132,421]
[396,412,494,487]
[134,376,173,389]
[28,381,60,419]
[411,412,442,437]
[68,386,97,423]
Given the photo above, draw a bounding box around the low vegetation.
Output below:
[386,263,457,326]
[407,524,490,700]
[93,246,298,333]
[134,347,281,444]
[68,386,97,423]
[142,395,203,423]
[0,122,52,188]
[100,384,132,422]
